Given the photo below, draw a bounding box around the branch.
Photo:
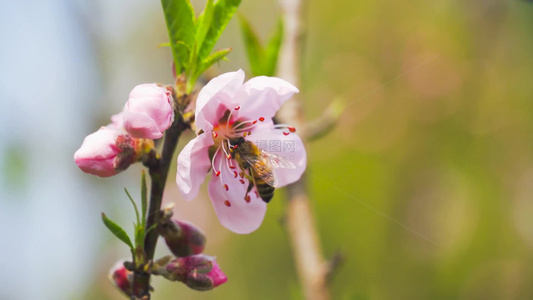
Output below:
[277,0,332,299]
[304,98,344,141]
[131,92,189,300]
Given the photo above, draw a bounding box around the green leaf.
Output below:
[239,15,284,76]
[197,0,241,62]
[141,171,148,228]
[125,188,140,226]
[264,19,284,76]
[161,0,196,74]
[134,224,145,249]
[195,0,215,53]
[101,213,134,250]
[239,14,265,76]
[189,47,232,91]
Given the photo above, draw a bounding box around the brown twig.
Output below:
[277,0,332,299]
[131,94,189,299]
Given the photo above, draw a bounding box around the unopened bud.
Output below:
[123,84,174,139]
[165,255,227,291]
[74,127,153,177]
[108,260,133,297]
[159,220,206,257]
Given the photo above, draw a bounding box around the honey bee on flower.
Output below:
[177,69,306,234]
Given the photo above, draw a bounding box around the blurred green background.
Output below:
[2,0,533,299]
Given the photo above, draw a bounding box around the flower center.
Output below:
[207,105,297,206]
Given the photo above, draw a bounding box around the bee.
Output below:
[231,137,295,203]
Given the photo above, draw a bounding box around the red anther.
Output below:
[234,106,240,110]
[233,144,238,149]
[229,165,236,169]
[259,117,265,122]
[239,172,244,178]
[223,184,229,191]
[288,127,296,133]
[244,195,251,203]
[224,200,231,207]
[283,132,290,136]
[215,171,221,176]
[252,120,257,124]
[233,171,238,178]
[226,154,231,159]
[212,132,218,138]
[248,131,252,136]
[243,132,247,137]
[239,179,245,184]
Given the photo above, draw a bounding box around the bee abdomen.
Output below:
[256,181,275,203]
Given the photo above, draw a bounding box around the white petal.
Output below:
[195,70,245,131]
[176,133,214,201]
[208,153,267,234]
[235,76,299,121]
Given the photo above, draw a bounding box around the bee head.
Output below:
[233,137,246,146]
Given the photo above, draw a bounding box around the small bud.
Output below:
[74,127,137,177]
[165,255,227,291]
[159,220,207,257]
[108,260,133,297]
[123,84,174,139]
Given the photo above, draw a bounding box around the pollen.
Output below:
[226,154,231,159]
[212,131,218,138]
[224,200,231,207]
[288,127,296,133]
[259,117,265,122]
[239,179,245,184]
[215,171,221,176]
[244,195,251,203]
[233,171,238,178]
[234,106,240,110]
[223,184,229,191]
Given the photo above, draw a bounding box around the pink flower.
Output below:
[123,83,174,139]
[74,127,137,177]
[176,70,306,234]
[165,255,227,291]
[108,260,133,297]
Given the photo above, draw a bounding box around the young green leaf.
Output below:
[264,19,284,76]
[238,14,264,76]
[239,15,284,77]
[101,213,134,250]
[161,0,196,74]
[141,171,147,227]
[125,188,140,226]
[191,47,232,86]
[195,0,215,53]
[196,0,241,63]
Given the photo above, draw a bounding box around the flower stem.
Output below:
[131,108,188,300]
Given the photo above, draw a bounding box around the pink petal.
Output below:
[122,109,163,139]
[195,70,245,131]
[234,76,299,122]
[246,127,306,188]
[127,84,174,130]
[208,153,266,234]
[177,133,214,201]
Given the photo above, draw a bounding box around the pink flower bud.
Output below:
[123,84,174,139]
[159,220,207,257]
[108,260,133,297]
[165,255,227,291]
[74,127,137,177]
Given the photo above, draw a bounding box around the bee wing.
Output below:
[261,150,296,169]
